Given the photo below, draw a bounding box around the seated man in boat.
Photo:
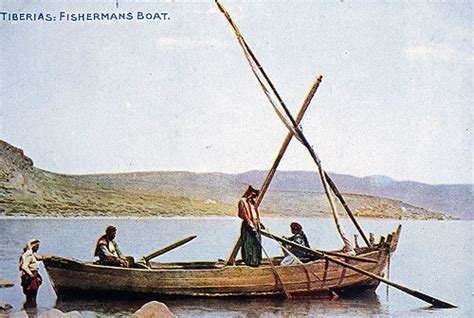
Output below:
[94,225,134,267]
[281,222,311,265]
[238,185,263,267]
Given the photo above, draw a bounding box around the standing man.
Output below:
[19,239,42,307]
[238,185,262,267]
[94,225,133,267]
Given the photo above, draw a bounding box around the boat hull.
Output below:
[44,226,401,299]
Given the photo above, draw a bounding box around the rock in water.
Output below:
[132,301,176,318]
[5,311,28,318]
[0,279,15,288]
[38,309,83,317]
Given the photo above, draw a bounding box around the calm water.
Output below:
[0,217,472,317]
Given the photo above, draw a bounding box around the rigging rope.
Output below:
[216,0,353,251]
[237,38,303,143]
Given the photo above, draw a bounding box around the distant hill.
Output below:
[234,170,472,220]
[0,140,233,217]
[1,140,469,219]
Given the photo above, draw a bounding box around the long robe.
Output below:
[238,198,262,267]
[19,249,42,301]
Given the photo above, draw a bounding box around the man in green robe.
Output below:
[238,185,262,267]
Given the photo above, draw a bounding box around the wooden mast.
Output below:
[255,75,322,208]
[324,172,371,247]
[216,0,355,250]
[226,76,323,265]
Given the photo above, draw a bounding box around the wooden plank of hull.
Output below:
[44,248,390,298]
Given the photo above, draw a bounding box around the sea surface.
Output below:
[0,217,472,317]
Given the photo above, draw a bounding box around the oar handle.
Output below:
[142,235,197,262]
[261,229,376,263]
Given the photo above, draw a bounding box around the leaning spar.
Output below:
[215,0,456,308]
[226,75,323,265]
[214,0,372,251]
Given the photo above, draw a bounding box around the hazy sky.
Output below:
[1,1,472,185]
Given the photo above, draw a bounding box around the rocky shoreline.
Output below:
[2,301,175,317]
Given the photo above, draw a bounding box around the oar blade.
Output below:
[396,284,457,308]
[263,229,457,308]
[328,252,458,309]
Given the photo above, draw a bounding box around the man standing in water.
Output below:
[19,239,42,307]
[94,225,134,267]
[238,185,262,267]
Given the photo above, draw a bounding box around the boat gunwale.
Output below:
[43,248,386,273]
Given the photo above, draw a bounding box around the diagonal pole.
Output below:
[260,244,291,298]
[324,172,371,247]
[256,75,322,208]
[216,0,370,249]
[226,76,323,265]
[216,0,352,251]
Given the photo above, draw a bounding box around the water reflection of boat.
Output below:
[43,226,400,299]
[54,289,382,317]
[165,289,383,317]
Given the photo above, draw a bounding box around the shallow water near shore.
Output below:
[0,217,472,317]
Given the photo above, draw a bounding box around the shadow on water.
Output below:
[53,290,382,317]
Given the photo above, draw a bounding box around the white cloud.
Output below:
[404,46,455,62]
[155,37,225,50]
[404,46,473,64]
[206,7,219,15]
[466,55,474,64]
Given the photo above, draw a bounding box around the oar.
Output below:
[260,243,291,299]
[260,229,376,263]
[323,251,457,308]
[138,235,197,267]
[315,249,377,263]
[262,230,457,308]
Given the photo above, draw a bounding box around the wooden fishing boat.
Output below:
[41,1,456,308]
[43,226,400,299]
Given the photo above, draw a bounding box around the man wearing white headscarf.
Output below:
[19,239,42,306]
